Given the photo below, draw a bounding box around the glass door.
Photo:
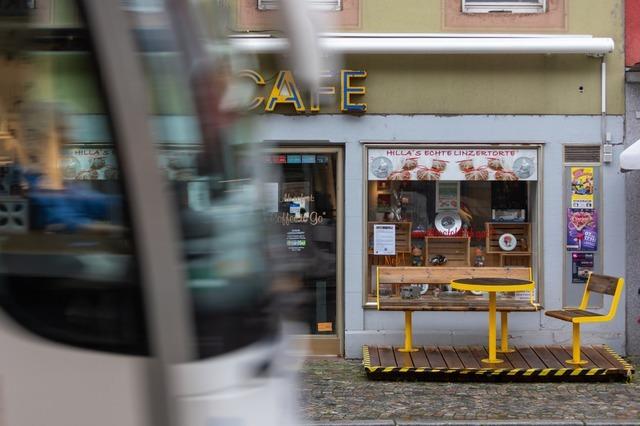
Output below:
[265,147,343,355]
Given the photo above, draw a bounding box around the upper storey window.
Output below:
[258,0,342,12]
[462,0,546,14]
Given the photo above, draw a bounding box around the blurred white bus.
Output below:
[0,1,313,425]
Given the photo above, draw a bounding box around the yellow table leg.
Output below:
[398,311,418,353]
[498,312,515,353]
[482,292,503,364]
[565,322,588,365]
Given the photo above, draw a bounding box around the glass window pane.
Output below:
[125,4,280,358]
[264,152,338,335]
[366,147,538,305]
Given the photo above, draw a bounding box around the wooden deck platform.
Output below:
[363,345,634,382]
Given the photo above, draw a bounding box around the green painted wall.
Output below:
[245,0,625,115]
[36,0,625,115]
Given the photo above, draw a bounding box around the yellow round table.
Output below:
[451,277,535,364]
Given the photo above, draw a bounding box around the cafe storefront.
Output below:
[246,37,625,358]
[257,113,626,358]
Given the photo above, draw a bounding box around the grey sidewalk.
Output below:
[299,358,640,425]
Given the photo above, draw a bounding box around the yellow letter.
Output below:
[265,70,306,112]
[340,70,367,113]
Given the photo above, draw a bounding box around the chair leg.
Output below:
[565,322,588,365]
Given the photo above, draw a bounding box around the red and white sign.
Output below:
[367,148,538,181]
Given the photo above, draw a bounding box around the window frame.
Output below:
[461,0,546,14]
[361,143,544,308]
[258,0,342,12]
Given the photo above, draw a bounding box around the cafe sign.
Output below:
[368,148,538,181]
[238,69,367,113]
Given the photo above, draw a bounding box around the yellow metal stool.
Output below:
[545,273,624,365]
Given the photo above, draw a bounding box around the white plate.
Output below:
[498,233,517,251]
[434,212,462,236]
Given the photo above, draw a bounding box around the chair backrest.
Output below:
[587,274,619,295]
[580,273,624,319]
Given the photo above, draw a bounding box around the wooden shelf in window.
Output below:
[485,222,531,254]
[499,253,532,267]
[424,236,470,267]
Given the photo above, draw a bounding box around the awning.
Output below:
[229,33,615,56]
[621,139,640,171]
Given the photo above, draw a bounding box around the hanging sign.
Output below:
[570,167,595,209]
[367,148,538,181]
[373,224,396,255]
[567,208,598,251]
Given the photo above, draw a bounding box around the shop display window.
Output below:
[365,146,540,305]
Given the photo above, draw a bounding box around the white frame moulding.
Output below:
[258,0,342,11]
[461,0,546,14]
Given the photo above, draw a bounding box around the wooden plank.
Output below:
[378,266,531,285]
[368,346,381,367]
[455,346,481,369]
[587,274,619,296]
[379,297,538,312]
[468,345,513,368]
[394,347,414,368]
[547,345,587,368]
[504,348,529,369]
[592,345,628,369]
[516,346,547,369]
[440,346,464,369]
[532,346,564,368]
[469,345,491,367]
[424,346,448,369]
[581,346,616,369]
[378,346,398,367]
[409,347,431,368]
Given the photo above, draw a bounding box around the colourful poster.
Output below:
[571,253,594,284]
[367,148,538,181]
[570,167,595,209]
[567,209,598,251]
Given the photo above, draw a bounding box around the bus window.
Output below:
[0,2,147,355]
[125,3,282,358]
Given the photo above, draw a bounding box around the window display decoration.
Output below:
[434,211,462,235]
[61,147,118,180]
[498,233,518,251]
[367,148,538,181]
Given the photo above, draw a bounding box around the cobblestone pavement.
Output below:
[299,357,640,425]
